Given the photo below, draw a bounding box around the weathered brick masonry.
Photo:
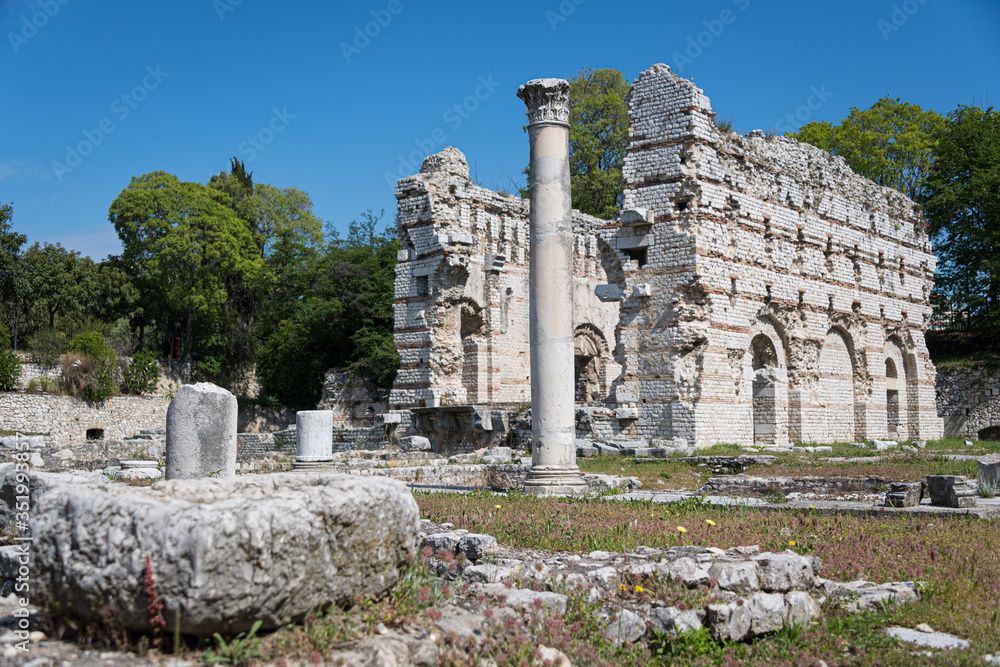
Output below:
[390,63,945,449]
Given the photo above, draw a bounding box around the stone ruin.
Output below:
[390,63,944,452]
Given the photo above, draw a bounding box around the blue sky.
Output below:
[1,0,997,260]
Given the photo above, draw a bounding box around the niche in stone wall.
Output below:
[750,335,779,446]
[819,328,857,442]
[460,301,486,404]
[574,325,609,404]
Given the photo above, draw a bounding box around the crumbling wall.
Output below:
[615,63,943,447]
[389,147,620,410]
[936,366,1000,440]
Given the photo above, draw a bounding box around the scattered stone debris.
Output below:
[926,475,978,508]
[886,625,970,651]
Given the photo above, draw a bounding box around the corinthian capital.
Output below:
[517,78,570,126]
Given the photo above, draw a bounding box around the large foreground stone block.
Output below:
[27,472,419,635]
[165,383,237,480]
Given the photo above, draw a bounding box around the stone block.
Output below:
[621,208,653,225]
[481,447,512,464]
[165,383,237,480]
[113,460,163,481]
[25,472,419,634]
[706,601,752,642]
[631,283,653,298]
[980,454,1000,489]
[594,284,624,302]
[378,413,403,425]
[604,608,646,646]
[925,475,977,508]
[869,440,898,451]
[912,440,927,449]
[885,481,923,508]
[399,435,432,452]
[615,407,639,420]
[296,410,334,462]
[649,606,702,637]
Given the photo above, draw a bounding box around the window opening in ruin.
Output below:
[415,276,429,297]
[980,426,1000,441]
[623,248,647,267]
[86,428,104,441]
[765,284,772,302]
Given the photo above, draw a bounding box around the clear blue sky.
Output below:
[2,0,997,260]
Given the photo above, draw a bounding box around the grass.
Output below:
[744,453,981,481]
[416,491,1000,663]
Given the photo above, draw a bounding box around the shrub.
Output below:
[0,348,20,392]
[0,320,10,349]
[66,332,116,400]
[122,351,161,395]
[28,329,67,369]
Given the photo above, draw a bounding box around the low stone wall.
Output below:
[936,366,1000,440]
[0,393,169,444]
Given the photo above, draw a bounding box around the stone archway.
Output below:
[819,328,857,442]
[884,337,911,440]
[750,334,780,445]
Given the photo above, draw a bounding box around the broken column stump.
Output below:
[925,475,977,508]
[885,481,923,508]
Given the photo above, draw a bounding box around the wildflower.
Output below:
[677,526,687,533]
[619,584,628,592]
[809,505,815,509]
[495,505,502,510]
[705,519,716,526]
[634,585,644,593]
[789,540,796,547]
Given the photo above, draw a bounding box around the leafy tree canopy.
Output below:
[791,97,947,199]
[921,104,1000,334]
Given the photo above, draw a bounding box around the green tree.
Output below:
[257,210,398,409]
[66,331,116,400]
[23,242,98,329]
[567,68,630,219]
[0,203,28,350]
[108,171,264,368]
[791,97,946,199]
[921,105,1000,334]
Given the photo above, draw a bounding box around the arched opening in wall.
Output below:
[819,328,857,442]
[750,334,779,446]
[86,428,104,441]
[885,358,901,439]
[574,326,607,403]
[980,426,1000,441]
[460,302,485,404]
[885,338,911,440]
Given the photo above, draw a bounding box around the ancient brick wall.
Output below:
[612,63,942,447]
[390,63,945,449]
[936,366,1000,440]
[0,393,169,444]
[389,147,620,410]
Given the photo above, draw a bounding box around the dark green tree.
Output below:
[0,203,28,350]
[257,210,398,409]
[108,171,264,368]
[567,68,630,219]
[921,105,1000,334]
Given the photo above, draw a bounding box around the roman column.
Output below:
[518,78,587,496]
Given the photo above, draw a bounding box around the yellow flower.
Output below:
[677,526,687,533]
[705,520,716,526]
[809,505,815,509]
[789,540,796,547]
[634,585,644,593]
[495,505,502,510]
[619,584,628,592]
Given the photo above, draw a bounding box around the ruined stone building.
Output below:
[389,63,944,449]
